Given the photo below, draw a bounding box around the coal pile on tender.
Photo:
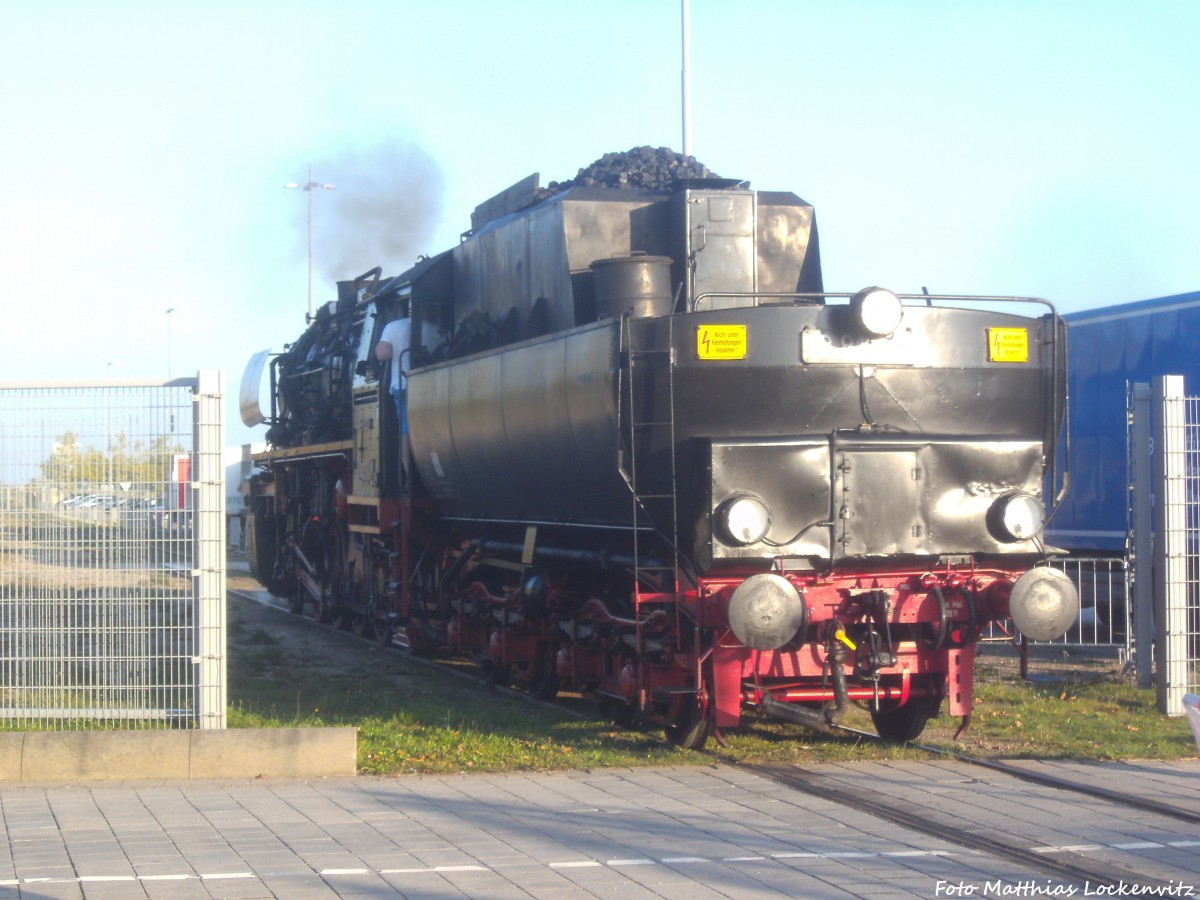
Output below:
[535,146,719,199]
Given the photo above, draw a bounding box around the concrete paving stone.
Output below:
[638,881,735,900]
[316,871,400,895]
[14,883,85,900]
[249,880,338,900]
[835,882,925,899]
[127,861,196,879]
[406,847,490,869]
[198,875,279,900]
[9,859,75,877]
[71,864,138,882]
[424,882,530,900]
[377,870,470,897]
[441,847,526,868]
[352,852,426,873]
[236,850,317,874]
[142,881,219,900]
[433,869,534,895]
[553,868,667,899]
[296,852,369,874]
[246,862,319,881]
[77,882,150,900]
[180,855,252,875]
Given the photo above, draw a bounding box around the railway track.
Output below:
[801,722,1200,827]
[737,759,1184,890]
[723,722,1200,890]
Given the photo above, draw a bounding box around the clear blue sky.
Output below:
[2,1,1197,445]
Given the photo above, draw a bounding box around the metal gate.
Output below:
[0,374,225,729]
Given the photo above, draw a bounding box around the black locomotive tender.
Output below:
[242,147,1079,747]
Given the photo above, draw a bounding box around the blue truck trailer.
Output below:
[1048,289,1200,554]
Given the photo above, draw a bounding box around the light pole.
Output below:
[166,307,176,377]
[681,0,692,157]
[285,164,336,321]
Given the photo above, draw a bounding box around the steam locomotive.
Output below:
[241,148,1079,748]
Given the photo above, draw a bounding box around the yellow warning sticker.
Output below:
[987,327,1029,363]
[696,324,747,360]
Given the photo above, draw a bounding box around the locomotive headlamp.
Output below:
[850,286,904,338]
[988,491,1045,542]
[717,493,771,546]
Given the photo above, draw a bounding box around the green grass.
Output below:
[228,652,696,774]
[917,667,1197,760]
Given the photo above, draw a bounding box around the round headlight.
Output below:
[988,492,1045,542]
[851,286,904,338]
[718,493,771,546]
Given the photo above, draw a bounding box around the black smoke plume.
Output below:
[309,140,444,284]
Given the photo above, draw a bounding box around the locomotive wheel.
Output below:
[352,595,391,643]
[598,697,636,728]
[288,576,305,615]
[311,588,335,624]
[870,692,941,743]
[531,671,560,701]
[482,658,511,686]
[530,646,560,701]
[361,610,391,645]
[314,525,345,625]
[664,699,711,751]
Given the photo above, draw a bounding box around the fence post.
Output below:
[1152,375,1187,716]
[1131,383,1154,687]
[193,370,227,728]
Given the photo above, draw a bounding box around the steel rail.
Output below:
[829,722,1200,828]
[917,742,1200,827]
[738,759,1173,891]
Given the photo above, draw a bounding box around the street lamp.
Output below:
[166,307,176,377]
[285,164,336,321]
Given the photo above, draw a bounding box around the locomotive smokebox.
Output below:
[1007,567,1080,642]
[590,253,673,319]
[728,573,808,650]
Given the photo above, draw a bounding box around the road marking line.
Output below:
[200,872,256,880]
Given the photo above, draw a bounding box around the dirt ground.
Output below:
[226,561,394,684]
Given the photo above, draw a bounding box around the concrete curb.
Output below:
[0,727,356,782]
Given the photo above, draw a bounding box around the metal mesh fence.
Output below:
[0,378,224,729]
[1183,397,1200,698]
[1051,556,1130,651]
[1163,390,1200,701]
[1130,375,1200,714]
[980,557,1130,653]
